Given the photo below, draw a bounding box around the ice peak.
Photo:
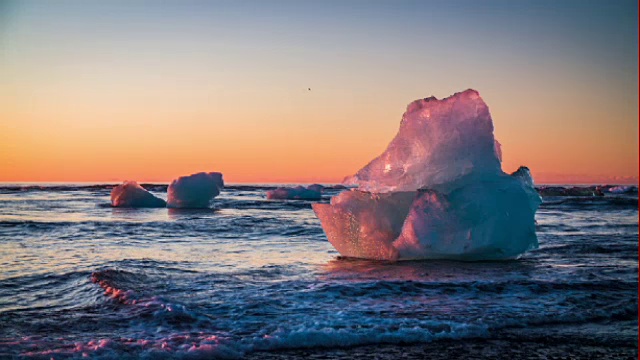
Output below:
[406,89,481,113]
[346,89,501,192]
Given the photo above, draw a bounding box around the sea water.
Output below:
[0,184,637,358]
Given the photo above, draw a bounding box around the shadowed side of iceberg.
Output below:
[167,172,224,209]
[393,175,539,261]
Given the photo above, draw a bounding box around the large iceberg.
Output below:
[313,89,541,261]
[167,172,224,209]
[111,181,167,208]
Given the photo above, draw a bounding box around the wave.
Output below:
[1,262,636,359]
[541,196,638,209]
[2,301,635,359]
[0,217,324,237]
[0,184,348,193]
[0,270,96,313]
[0,184,122,192]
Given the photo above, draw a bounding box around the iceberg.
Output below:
[606,185,637,194]
[266,185,322,200]
[111,181,166,208]
[306,184,325,193]
[167,172,224,209]
[313,89,541,261]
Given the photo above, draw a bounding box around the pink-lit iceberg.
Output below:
[606,185,637,194]
[111,181,166,208]
[167,172,224,209]
[313,90,541,261]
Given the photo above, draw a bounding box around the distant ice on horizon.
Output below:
[266,185,323,200]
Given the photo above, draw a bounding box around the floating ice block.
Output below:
[167,172,224,209]
[314,90,541,261]
[111,181,166,208]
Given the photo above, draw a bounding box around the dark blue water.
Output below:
[0,184,637,359]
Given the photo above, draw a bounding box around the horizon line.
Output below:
[0,181,637,186]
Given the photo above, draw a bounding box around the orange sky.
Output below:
[0,1,637,184]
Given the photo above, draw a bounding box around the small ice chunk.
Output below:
[111,181,166,208]
[167,172,224,209]
[266,186,322,200]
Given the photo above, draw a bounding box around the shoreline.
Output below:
[248,339,637,360]
[247,323,638,360]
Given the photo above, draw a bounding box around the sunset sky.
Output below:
[1,0,637,184]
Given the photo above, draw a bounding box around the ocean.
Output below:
[0,184,637,359]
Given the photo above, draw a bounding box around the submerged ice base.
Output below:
[313,90,541,261]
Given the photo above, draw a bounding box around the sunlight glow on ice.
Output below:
[110,181,166,208]
[314,90,541,261]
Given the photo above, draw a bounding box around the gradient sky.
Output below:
[1,0,637,184]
